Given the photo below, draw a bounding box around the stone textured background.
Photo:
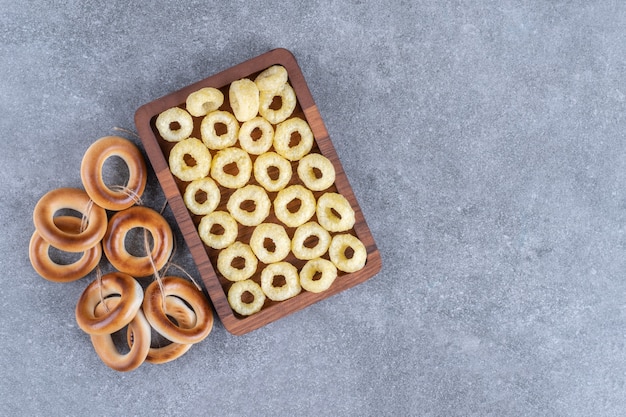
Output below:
[1,1,625,416]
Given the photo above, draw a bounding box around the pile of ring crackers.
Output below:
[155,64,367,317]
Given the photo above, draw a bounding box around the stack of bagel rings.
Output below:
[29,136,213,371]
[154,64,368,318]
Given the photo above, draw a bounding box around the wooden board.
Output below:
[134,48,381,335]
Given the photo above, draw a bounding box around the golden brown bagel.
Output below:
[90,296,151,372]
[80,136,147,211]
[29,216,102,282]
[128,296,196,364]
[143,277,213,345]
[75,271,143,335]
[33,188,107,253]
[102,206,173,277]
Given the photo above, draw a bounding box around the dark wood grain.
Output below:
[135,48,381,335]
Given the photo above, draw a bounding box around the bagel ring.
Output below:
[258,82,297,125]
[143,297,196,363]
[75,271,144,335]
[80,136,147,211]
[226,185,271,227]
[238,116,274,155]
[217,242,258,282]
[291,221,331,261]
[329,233,367,273]
[297,153,336,191]
[229,78,259,122]
[168,137,212,182]
[186,87,224,117]
[33,187,107,253]
[103,206,174,277]
[210,147,252,189]
[299,258,338,293]
[128,295,196,364]
[227,279,266,316]
[254,65,289,92]
[250,223,291,264]
[29,216,102,282]
[200,110,240,150]
[316,192,356,232]
[273,185,316,228]
[253,151,292,192]
[90,296,151,372]
[260,262,301,301]
[156,107,194,142]
[143,276,213,345]
[183,177,220,216]
[198,211,238,250]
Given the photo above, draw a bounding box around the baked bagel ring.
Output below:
[33,187,107,253]
[75,271,144,335]
[128,296,196,365]
[29,216,102,282]
[80,136,147,211]
[90,296,151,372]
[102,206,174,277]
[143,276,213,345]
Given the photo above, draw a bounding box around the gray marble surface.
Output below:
[2,1,625,416]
